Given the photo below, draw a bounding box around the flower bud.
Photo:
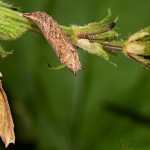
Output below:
[125,27,150,68]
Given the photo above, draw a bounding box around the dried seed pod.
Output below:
[23,12,82,74]
[0,72,15,148]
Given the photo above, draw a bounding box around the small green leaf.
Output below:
[46,62,65,70]
[0,44,12,58]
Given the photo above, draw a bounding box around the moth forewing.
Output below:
[23,12,82,74]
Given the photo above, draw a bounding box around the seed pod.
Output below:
[23,12,82,74]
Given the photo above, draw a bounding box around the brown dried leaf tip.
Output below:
[0,73,15,148]
[23,11,82,74]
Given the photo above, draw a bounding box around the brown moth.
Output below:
[0,73,15,148]
[23,12,82,74]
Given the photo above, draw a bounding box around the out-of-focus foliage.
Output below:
[0,0,150,150]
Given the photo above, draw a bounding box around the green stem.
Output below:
[98,41,125,51]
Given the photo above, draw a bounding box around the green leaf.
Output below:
[46,62,65,70]
[0,44,12,58]
[0,7,27,40]
[0,0,40,41]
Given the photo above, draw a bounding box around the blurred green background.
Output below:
[0,0,150,150]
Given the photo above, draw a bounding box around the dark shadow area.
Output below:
[104,102,150,127]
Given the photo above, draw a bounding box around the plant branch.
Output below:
[0,0,149,69]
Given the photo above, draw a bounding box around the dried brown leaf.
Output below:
[23,12,82,74]
[0,74,15,148]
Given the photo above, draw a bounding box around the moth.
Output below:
[23,12,82,74]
